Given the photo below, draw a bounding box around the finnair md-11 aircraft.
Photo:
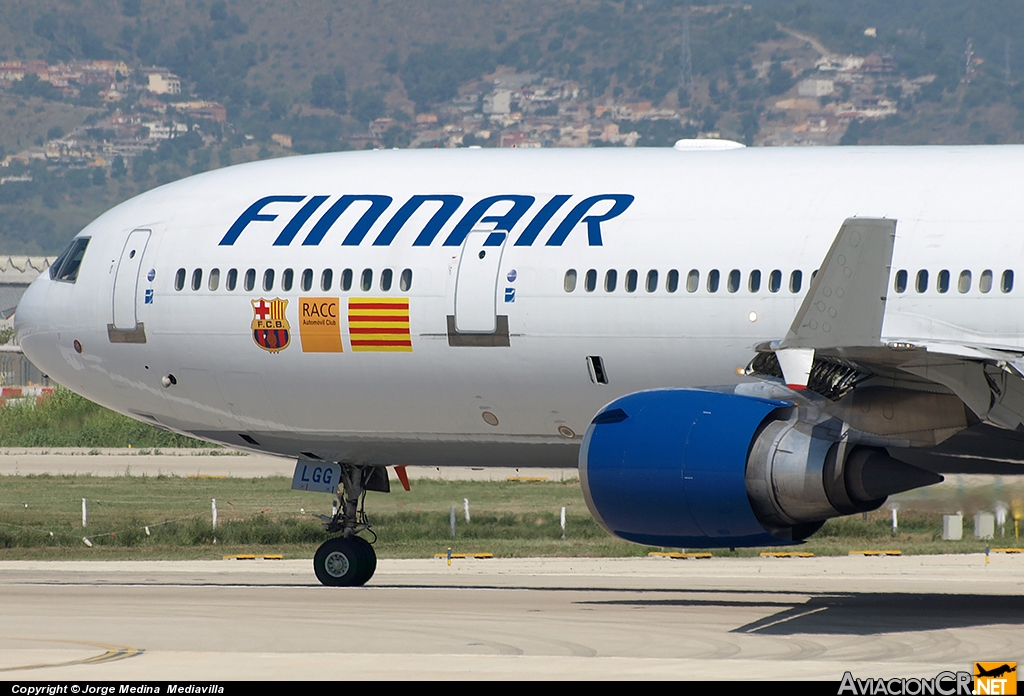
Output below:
[16,143,1024,585]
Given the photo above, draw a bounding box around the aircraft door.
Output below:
[111,228,151,330]
[454,229,507,333]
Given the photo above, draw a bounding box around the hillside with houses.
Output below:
[0,1,1022,253]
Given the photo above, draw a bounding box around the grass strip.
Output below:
[0,474,1019,560]
[0,388,209,448]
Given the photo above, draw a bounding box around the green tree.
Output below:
[401,45,495,110]
[111,156,127,179]
[310,68,347,112]
[350,88,385,123]
[132,152,152,182]
[381,125,410,148]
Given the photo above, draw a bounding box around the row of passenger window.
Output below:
[563,267,1017,296]
[894,269,1013,294]
[173,267,414,293]
[564,268,808,294]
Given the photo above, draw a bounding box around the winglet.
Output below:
[780,217,896,351]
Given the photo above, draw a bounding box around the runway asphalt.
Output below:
[1,554,1022,680]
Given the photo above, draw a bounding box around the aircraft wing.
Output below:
[747,217,1024,472]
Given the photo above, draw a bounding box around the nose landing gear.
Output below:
[312,464,388,587]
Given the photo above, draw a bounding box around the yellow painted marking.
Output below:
[349,321,409,328]
[0,638,144,672]
[351,344,413,352]
[991,548,1024,553]
[349,312,410,319]
[507,477,549,482]
[352,332,412,340]
[222,554,283,560]
[348,308,409,315]
[648,552,712,559]
[433,552,494,559]
[350,298,409,305]
[849,550,902,556]
[759,551,814,558]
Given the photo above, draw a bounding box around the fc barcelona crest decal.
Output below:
[251,298,291,353]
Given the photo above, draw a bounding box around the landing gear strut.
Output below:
[312,464,387,586]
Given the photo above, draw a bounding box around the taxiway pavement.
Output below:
[1,554,1022,680]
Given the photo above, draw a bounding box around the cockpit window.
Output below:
[50,237,91,283]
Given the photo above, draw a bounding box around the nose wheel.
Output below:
[312,463,385,586]
[313,535,377,587]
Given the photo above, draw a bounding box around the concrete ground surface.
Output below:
[0,554,1022,680]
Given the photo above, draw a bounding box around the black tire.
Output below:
[348,535,377,586]
[313,537,367,587]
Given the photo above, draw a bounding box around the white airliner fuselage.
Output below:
[15,144,1024,584]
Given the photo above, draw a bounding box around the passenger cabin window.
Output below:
[191,268,202,291]
[381,268,393,291]
[174,268,186,291]
[226,268,237,291]
[768,270,782,293]
[727,269,740,293]
[585,269,597,292]
[50,238,91,283]
[400,268,413,291]
[980,269,993,293]
[209,268,220,291]
[361,269,372,291]
[301,269,313,292]
[1002,270,1014,293]
[958,270,972,293]
[664,269,678,293]
[707,269,720,293]
[646,270,658,293]
[789,270,802,293]
[937,270,949,294]
[263,269,275,292]
[244,269,256,292]
[683,270,696,293]
[564,269,577,292]
[321,269,333,291]
[625,269,638,293]
[894,270,908,293]
[341,268,353,291]
[915,269,928,293]
[748,270,761,293]
[282,268,294,292]
[604,269,617,292]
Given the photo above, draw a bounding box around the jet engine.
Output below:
[579,389,942,548]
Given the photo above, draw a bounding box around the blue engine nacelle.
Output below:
[579,388,940,548]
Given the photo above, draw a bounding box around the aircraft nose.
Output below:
[14,275,46,341]
[14,275,59,377]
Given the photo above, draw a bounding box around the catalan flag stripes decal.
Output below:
[348,298,412,352]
